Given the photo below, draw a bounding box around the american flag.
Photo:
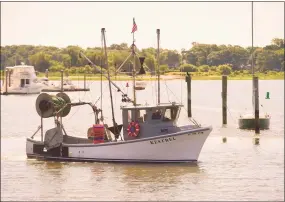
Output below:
[131,18,137,33]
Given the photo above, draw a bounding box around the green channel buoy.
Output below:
[265,92,270,99]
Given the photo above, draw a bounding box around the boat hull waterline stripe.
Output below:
[27,154,197,163]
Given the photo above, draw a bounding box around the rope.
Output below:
[227,105,238,124]
[67,90,88,121]
[180,66,184,104]
[164,80,171,103]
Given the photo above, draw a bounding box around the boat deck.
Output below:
[41,88,90,92]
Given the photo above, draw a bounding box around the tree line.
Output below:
[0,38,284,75]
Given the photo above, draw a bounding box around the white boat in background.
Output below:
[1,63,44,94]
[41,77,77,91]
[40,69,80,92]
[135,80,147,90]
[26,27,212,163]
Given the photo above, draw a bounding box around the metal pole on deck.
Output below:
[185,72,192,117]
[41,116,43,142]
[157,29,161,105]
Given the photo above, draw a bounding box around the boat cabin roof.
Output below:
[6,65,34,70]
[121,102,183,110]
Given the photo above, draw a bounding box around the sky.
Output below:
[1,1,284,51]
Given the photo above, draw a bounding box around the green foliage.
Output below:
[271,38,285,48]
[29,52,52,72]
[49,60,65,72]
[198,65,210,72]
[159,64,169,73]
[1,38,284,75]
[256,49,282,72]
[180,64,198,72]
[218,64,232,75]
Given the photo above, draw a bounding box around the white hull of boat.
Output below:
[41,84,77,91]
[1,85,43,94]
[26,126,212,163]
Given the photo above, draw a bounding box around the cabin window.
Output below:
[140,109,147,122]
[139,110,147,123]
[127,110,131,122]
[152,109,162,120]
[129,109,147,123]
[20,79,25,87]
[26,79,30,84]
[163,107,179,121]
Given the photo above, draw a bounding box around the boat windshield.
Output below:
[163,106,179,121]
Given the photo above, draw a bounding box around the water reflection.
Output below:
[1,80,283,201]
[26,160,66,180]
[115,163,200,185]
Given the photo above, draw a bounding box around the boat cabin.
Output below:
[4,64,38,88]
[121,103,182,140]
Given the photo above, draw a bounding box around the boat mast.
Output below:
[157,29,161,105]
[101,28,118,134]
[100,32,104,124]
[132,30,137,106]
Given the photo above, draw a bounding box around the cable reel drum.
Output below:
[35,92,71,118]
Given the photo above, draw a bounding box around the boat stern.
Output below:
[26,138,45,158]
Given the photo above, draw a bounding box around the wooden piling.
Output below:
[222,75,227,125]
[5,69,8,95]
[185,72,192,117]
[61,70,64,92]
[253,76,260,134]
[84,71,86,90]
[8,70,11,87]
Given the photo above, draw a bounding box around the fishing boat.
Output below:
[1,63,44,95]
[26,26,212,163]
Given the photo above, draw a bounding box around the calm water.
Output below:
[1,79,284,201]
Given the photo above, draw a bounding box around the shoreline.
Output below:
[0,74,284,81]
[36,75,285,81]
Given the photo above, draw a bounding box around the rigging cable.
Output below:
[164,80,171,103]
[163,81,200,126]
[180,64,184,104]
